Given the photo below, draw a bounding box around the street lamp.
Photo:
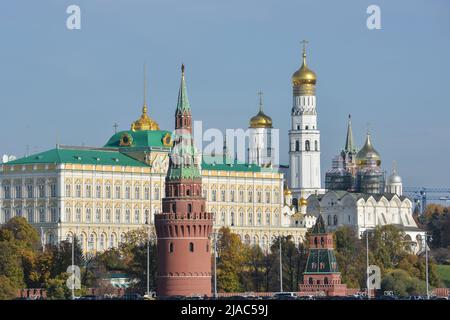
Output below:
[144,218,153,297]
[423,233,432,299]
[279,235,283,293]
[211,232,219,299]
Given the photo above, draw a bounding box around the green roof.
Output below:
[176,66,191,113]
[104,130,172,149]
[201,155,269,173]
[304,249,340,274]
[6,147,149,167]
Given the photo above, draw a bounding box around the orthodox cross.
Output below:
[257,90,263,111]
[113,122,119,134]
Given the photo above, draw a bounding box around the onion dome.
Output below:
[249,91,273,128]
[292,42,317,86]
[299,197,308,206]
[388,161,402,183]
[284,185,292,196]
[356,133,381,166]
[249,111,272,128]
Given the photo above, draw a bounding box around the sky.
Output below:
[0,0,449,188]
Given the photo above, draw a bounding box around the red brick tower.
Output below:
[299,215,347,296]
[155,65,213,297]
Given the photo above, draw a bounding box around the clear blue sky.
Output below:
[0,0,449,188]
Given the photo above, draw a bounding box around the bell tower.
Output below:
[155,65,213,297]
[289,41,322,201]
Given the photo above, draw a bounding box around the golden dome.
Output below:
[284,186,292,196]
[292,52,317,86]
[299,197,308,206]
[131,105,160,131]
[356,133,381,166]
[249,111,273,128]
[249,91,273,128]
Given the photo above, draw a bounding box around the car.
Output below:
[272,292,298,300]
[78,295,97,300]
[408,296,425,300]
[120,293,143,300]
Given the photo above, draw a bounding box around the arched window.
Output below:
[315,140,318,151]
[305,140,310,151]
[189,242,194,252]
[309,277,314,284]
[169,242,174,253]
[327,215,332,226]
[188,203,192,213]
[295,140,300,151]
[333,215,338,225]
[230,212,235,226]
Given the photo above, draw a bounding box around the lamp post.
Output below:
[366,230,370,299]
[211,232,219,299]
[423,233,432,300]
[279,236,283,293]
[145,219,153,297]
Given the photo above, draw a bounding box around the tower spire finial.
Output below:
[143,62,148,108]
[257,90,263,112]
[392,160,397,174]
[181,63,185,76]
[345,114,355,153]
[301,39,309,65]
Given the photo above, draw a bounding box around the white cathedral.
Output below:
[246,42,425,254]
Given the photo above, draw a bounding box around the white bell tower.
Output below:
[289,41,323,201]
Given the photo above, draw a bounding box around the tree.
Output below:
[49,239,85,278]
[118,228,157,292]
[0,275,17,300]
[0,241,25,289]
[370,225,407,271]
[334,226,366,288]
[381,269,426,297]
[216,227,246,292]
[0,217,40,250]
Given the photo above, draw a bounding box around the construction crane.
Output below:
[403,187,450,215]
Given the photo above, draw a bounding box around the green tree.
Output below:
[0,241,25,289]
[49,239,85,278]
[216,227,246,292]
[0,275,17,300]
[381,269,426,297]
[334,226,366,288]
[0,217,40,249]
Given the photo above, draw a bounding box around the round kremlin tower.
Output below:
[155,65,213,297]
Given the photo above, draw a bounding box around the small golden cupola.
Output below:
[356,133,381,167]
[131,65,160,131]
[249,91,273,129]
[292,40,317,89]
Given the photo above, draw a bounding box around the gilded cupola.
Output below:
[292,40,317,87]
[131,65,160,131]
[249,91,273,129]
[355,133,381,167]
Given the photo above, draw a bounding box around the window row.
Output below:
[1,207,58,224]
[204,189,280,204]
[64,207,152,224]
[64,184,160,201]
[293,140,319,152]
[212,210,280,227]
[2,184,57,199]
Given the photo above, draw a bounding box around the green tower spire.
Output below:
[176,64,191,113]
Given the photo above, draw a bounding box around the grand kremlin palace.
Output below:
[0,70,306,254]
